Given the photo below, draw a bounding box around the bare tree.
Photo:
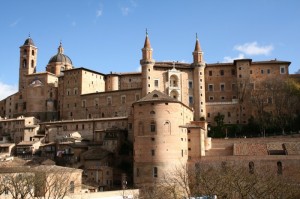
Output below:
[0,166,81,199]
[1,170,35,199]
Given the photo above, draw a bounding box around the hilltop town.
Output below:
[0,33,300,198]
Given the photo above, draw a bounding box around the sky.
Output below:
[0,0,300,100]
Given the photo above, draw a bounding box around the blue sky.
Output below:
[0,0,300,99]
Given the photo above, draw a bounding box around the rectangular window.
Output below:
[209,96,214,101]
[267,69,271,74]
[261,69,264,74]
[209,71,212,76]
[280,66,286,74]
[136,168,140,177]
[150,122,156,132]
[250,70,252,74]
[188,80,193,89]
[189,96,193,104]
[154,79,159,87]
[228,112,231,117]
[207,113,210,118]
[220,84,225,91]
[208,84,214,91]
[220,70,224,76]
[151,149,155,156]
[153,167,158,178]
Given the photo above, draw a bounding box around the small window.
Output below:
[228,112,231,117]
[154,79,159,87]
[32,50,35,56]
[150,121,156,132]
[267,69,271,74]
[280,66,286,74]
[136,168,140,177]
[209,96,214,101]
[153,167,158,178]
[207,113,210,118]
[220,84,225,91]
[31,60,34,68]
[208,84,214,91]
[189,96,193,104]
[153,94,158,98]
[261,69,264,74]
[249,161,254,174]
[70,181,75,193]
[250,70,252,74]
[188,80,193,89]
[151,149,155,156]
[209,71,212,76]
[277,161,282,175]
[220,70,224,76]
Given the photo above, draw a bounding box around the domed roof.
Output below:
[48,54,72,64]
[48,42,72,64]
[24,37,35,46]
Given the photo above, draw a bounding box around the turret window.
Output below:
[24,49,27,55]
[32,50,35,56]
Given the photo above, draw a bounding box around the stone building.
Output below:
[0,33,298,189]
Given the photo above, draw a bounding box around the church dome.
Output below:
[24,37,35,46]
[48,53,72,64]
[48,42,72,64]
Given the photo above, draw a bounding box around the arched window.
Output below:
[170,75,179,87]
[249,161,254,174]
[163,120,171,135]
[150,111,155,115]
[32,50,35,56]
[23,59,27,68]
[153,94,158,98]
[277,161,282,175]
[24,49,27,55]
[31,60,34,68]
[150,121,156,133]
[170,90,179,100]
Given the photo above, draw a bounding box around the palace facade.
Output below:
[0,33,299,189]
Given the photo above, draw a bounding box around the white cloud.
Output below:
[121,7,130,16]
[10,18,21,27]
[96,9,103,17]
[136,66,141,72]
[234,42,273,56]
[0,82,17,100]
[223,53,245,63]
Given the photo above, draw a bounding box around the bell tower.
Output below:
[19,35,38,90]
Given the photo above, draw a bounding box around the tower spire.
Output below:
[193,33,203,64]
[143,28,151,49]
